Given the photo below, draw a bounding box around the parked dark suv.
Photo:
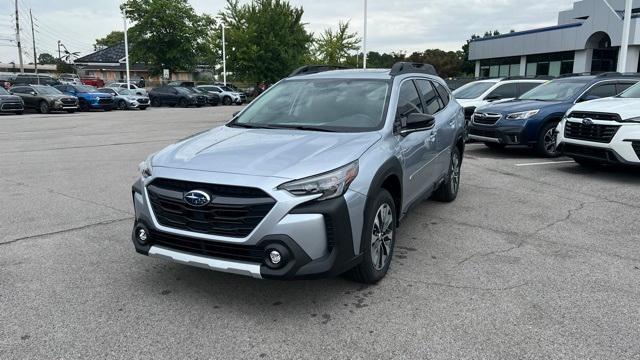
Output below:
[0,87,24,114]
[468,73,640,157]
[11,85,78,113]
[149,86,207,107]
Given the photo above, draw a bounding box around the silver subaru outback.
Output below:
[131,62,465,283]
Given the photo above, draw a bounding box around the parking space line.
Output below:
[514,160,575,167]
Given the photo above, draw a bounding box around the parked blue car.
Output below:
[468,73,640,157]
[54,84,114,111]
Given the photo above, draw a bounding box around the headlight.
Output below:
[138,155,154,178]
[506,109,539,120]
[278,161,359,201]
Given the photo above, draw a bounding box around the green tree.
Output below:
[407,49,463,78]
[121,0,216,75]
[94,31,125,51]
[314,21,360,65]
[38,53,56,64]
[460,34,480,76]
[219,0,314,83]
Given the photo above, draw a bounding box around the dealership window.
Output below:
[480,56,521,77]
[526,51,574,77]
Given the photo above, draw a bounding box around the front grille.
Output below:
[564,121,620,143]
[1,102,23,110]
[138,98,149,104]
[568,111,621,122]
[563,144,617,162]
[98,98,113,105]
[196,96,206,104]
[61,98,76,105]
[469,128,498,138]
[148,230,264,263]
[472,113,501,125]
[147,178,276,238]
[632,141,640,159]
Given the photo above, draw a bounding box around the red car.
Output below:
[81,77,105,88]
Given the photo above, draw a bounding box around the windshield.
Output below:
[618,82,640,98]
[76,85,97,93]
[231,79,390,132]
[519,80,588,101]
[452,81,496,99]
[34,86,62,95]
[175,87,191,95]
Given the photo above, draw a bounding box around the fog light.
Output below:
[269,250,282,264]
[137,228,148,243]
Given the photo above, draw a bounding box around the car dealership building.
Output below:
[469,0,640,78]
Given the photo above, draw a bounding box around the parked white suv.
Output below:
[453,78,547,133]
[197,85,244,105]
[557,82,640,167]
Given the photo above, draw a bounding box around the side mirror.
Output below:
[400,113,436,135]
[30,91,36,96]
[485,95,502,102]
[578,95,600,103]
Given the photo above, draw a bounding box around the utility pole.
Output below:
[57,40,61,62]
[30,9,38,83]
[123,10,131,89]
[221,24,226,86]
[14,0,24,73]
[363,0,368,69]
[618,0,632,73]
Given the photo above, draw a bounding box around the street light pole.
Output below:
[618,0,632,72]
[123,10,131,89]
[363,0,368,69]
[221,24,227,86]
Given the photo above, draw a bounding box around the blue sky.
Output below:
[0,0,576,64]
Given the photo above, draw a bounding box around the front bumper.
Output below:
[556,120,640,165]
[468,122,528,145]
[0,102,24,112]
[130,170,365,280]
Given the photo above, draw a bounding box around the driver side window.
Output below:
[396,81,423,120]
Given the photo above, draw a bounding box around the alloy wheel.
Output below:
[450,151,461,194]
[544,128,557,155]
[371,203,394,271]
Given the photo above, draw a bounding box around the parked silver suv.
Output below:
[131,62,465,283]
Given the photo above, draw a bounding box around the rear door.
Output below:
[416,79,452,176]
[396,79,439,205]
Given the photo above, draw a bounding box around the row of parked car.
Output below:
[452,72,640,167]
[0,81,248,114]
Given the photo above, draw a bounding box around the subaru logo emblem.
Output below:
[184,190,211,207]
[582,118,594,126]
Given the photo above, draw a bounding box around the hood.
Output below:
[46,94,74,100]
[0,94,20,101]
[477,99,564,114]
[152,125,381,179]
[570,96,640,120]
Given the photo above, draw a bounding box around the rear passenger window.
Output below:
[586,83,616,98]
[396,81,423,119]
[434,82,450,107]
[415,80,443,115]
[517,82,541,97]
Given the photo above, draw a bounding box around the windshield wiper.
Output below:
[227,122,275,129]
[265,124,336,132]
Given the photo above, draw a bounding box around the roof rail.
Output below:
[390,62,438,77]
[534,75,555,80]
[288,65,348,77]
[595,72,622,78]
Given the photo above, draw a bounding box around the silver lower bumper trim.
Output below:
[469,134,501,143]
[148,246,262,279]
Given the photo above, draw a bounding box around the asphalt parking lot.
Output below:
[1,107,639,359]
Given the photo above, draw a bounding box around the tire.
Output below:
[151,98,161,107]
[67,110,75,113]
[116,99,127,110]
[346,189,396,284]
[179,98,189,108]
[433,146,462,203]
[196,104,203,108]
[484,142,506,150]
[104,106,112,112]
[139,106,147,110]
[535,121,561,157]
[15,111,23,115]
[79,100,89,112]
[222,96,232,106]
[39,100,50,114]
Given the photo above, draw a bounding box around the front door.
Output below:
[396,79,439,206]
